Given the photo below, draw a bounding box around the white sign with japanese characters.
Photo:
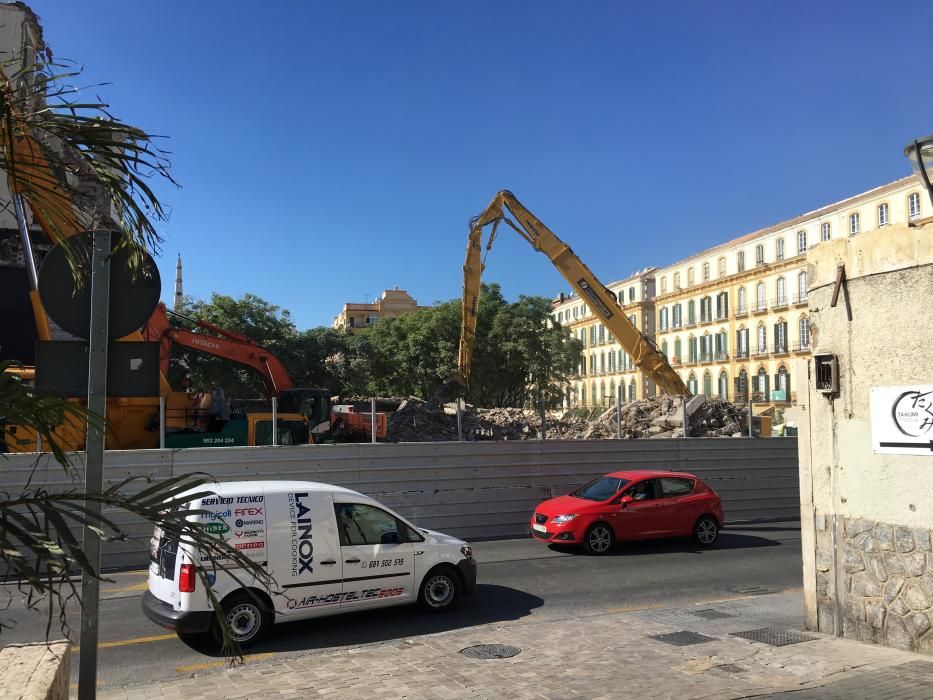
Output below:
[870,385,933,455]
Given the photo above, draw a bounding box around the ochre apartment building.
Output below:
[554,175,926,407]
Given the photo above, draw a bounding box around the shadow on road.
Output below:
[181,583,542,657]
[549,531,784,557]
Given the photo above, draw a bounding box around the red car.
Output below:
[531,470,724,555]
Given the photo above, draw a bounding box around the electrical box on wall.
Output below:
[814,353,839,395]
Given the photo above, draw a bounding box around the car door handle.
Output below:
[414,551,424,556]
[321,559,337,566]
[345,558,361,564]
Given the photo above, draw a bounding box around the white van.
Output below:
[143,481,476,645]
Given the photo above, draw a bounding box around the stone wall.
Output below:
[813,514,933,653]
[0,640,70,700]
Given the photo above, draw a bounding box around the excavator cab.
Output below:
[279,388,332,431]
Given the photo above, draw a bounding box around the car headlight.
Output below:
[551,514,578,525]
[460,545,473,559]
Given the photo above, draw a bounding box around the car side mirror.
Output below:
[381,531,400,545]
[618,495,634,507]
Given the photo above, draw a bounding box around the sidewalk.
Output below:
[99,592,933,700]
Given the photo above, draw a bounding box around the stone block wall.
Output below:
[814,514,933,653]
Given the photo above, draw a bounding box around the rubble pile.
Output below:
[384,395,748,442]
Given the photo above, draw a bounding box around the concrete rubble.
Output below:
[385,395,748,442]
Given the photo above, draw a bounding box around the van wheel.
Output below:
[418,568,461,613]
[212,592,272,647]
[693,516,719,547]
[583,523,615,555]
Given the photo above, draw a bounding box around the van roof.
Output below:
[181,480,364,499]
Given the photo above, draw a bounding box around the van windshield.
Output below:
[572,476,630,502]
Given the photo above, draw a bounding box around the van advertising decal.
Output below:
[288,492,314,576]
[198,493,266,564]
[285,586,404,610]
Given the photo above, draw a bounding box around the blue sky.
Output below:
[28,1,933,329]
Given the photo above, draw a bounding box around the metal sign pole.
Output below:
[748,399,754,438]
[539,393,547,441]
[78,229,111,700]
[456,399,463,441]
[681,396,687,438]
[370,397,377,444]
[271,396,278,446]
[159,396,166,449]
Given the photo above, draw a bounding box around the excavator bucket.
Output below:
[428,374,466,409]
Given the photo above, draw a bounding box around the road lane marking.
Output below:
[103,581,149,593]
[71,633,176,651]
[176,652,275,673]
[607,587,803,614]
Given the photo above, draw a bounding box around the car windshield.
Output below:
[571,476,631,501]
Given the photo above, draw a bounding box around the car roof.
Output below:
[605,470,699,480]
[180,480,363,499]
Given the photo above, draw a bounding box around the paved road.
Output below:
[0,521,801,690]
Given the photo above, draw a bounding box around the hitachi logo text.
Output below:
[290,492,314,576]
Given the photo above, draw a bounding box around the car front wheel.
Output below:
[418,568,461,612]
[693,516,719,547]
[583,523,615,555]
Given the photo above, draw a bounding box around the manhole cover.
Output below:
[691,608,736,620]
[715,663,747,674]
[649,631,716,646]
[460,644,522,659]
[734,586,778,596]
[731,628,816,646]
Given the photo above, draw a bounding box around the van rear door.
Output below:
[148,522,180,607]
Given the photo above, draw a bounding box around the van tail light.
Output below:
[179,564,196,593]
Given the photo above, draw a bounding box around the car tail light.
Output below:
[179,564,196,593]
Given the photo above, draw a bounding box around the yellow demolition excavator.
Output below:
[434,190,690,404]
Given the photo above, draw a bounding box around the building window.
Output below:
[715,291,729,319]
[674,338,682,363]
[580,329,586,347]
[688,337,698,363]
[703,371,712,397]
[736,327,749,357]
[590,326,597,345]
[909,192,921,221]
[718,371,728,399]
[849,212,860,235]
[715,330,727,359]
[737,250,745,272]
[687,300,696,324]
[756,282,766,310]
[702,263,710,281]
[660,276,668,294]
[757,325,767,354]
[776,238,785,261]
[673,272,681,288]
[756,244,764,266]
[700,296,712,322]
[600,353,606,374]
[687,373,698,395]
[798,271,808,302]
[598,324,606,344]
[589,354,595,374]
[821,222,831,241]
[591,381,597,406]
[687,268,695,285]
[776,276,786,304]
[777,366,789,395]
[797,230,807,253]
[581,384,586,405]
[775,321,788,353]
[661,340,668,357]
[878,203,889,227]
[755,367,768,397]
[799,317,810,349]
[737,369,748,397]
[629,314,637,329]
[628,286,635,302]
[718,257,727,277]
[659,307,669,331]
[672,303,682,328]
[738,287,747,312]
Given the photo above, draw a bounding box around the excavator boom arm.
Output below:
[455,190,689,398]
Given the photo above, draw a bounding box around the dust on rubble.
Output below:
[384,395,748,442]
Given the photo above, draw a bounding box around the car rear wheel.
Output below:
[583,523,615,555]
[418,568,461,612]
[211,591,272,647]
[693,516,719,547]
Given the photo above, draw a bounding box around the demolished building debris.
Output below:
[384,395,749,442]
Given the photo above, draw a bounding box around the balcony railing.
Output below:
[735,306,748,318]
[792,294,809,306]
[792,341,811,352]
[686,320,697,328]
[735,349,749,359]
[773,344,789,356]
[752,303,768,314]
[771,297,789,310]
[685,357,698,366]
[715,313,729,322]
[753,348,769,357]
[714,352,729,362]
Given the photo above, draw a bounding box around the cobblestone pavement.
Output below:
[98,593,933,700]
